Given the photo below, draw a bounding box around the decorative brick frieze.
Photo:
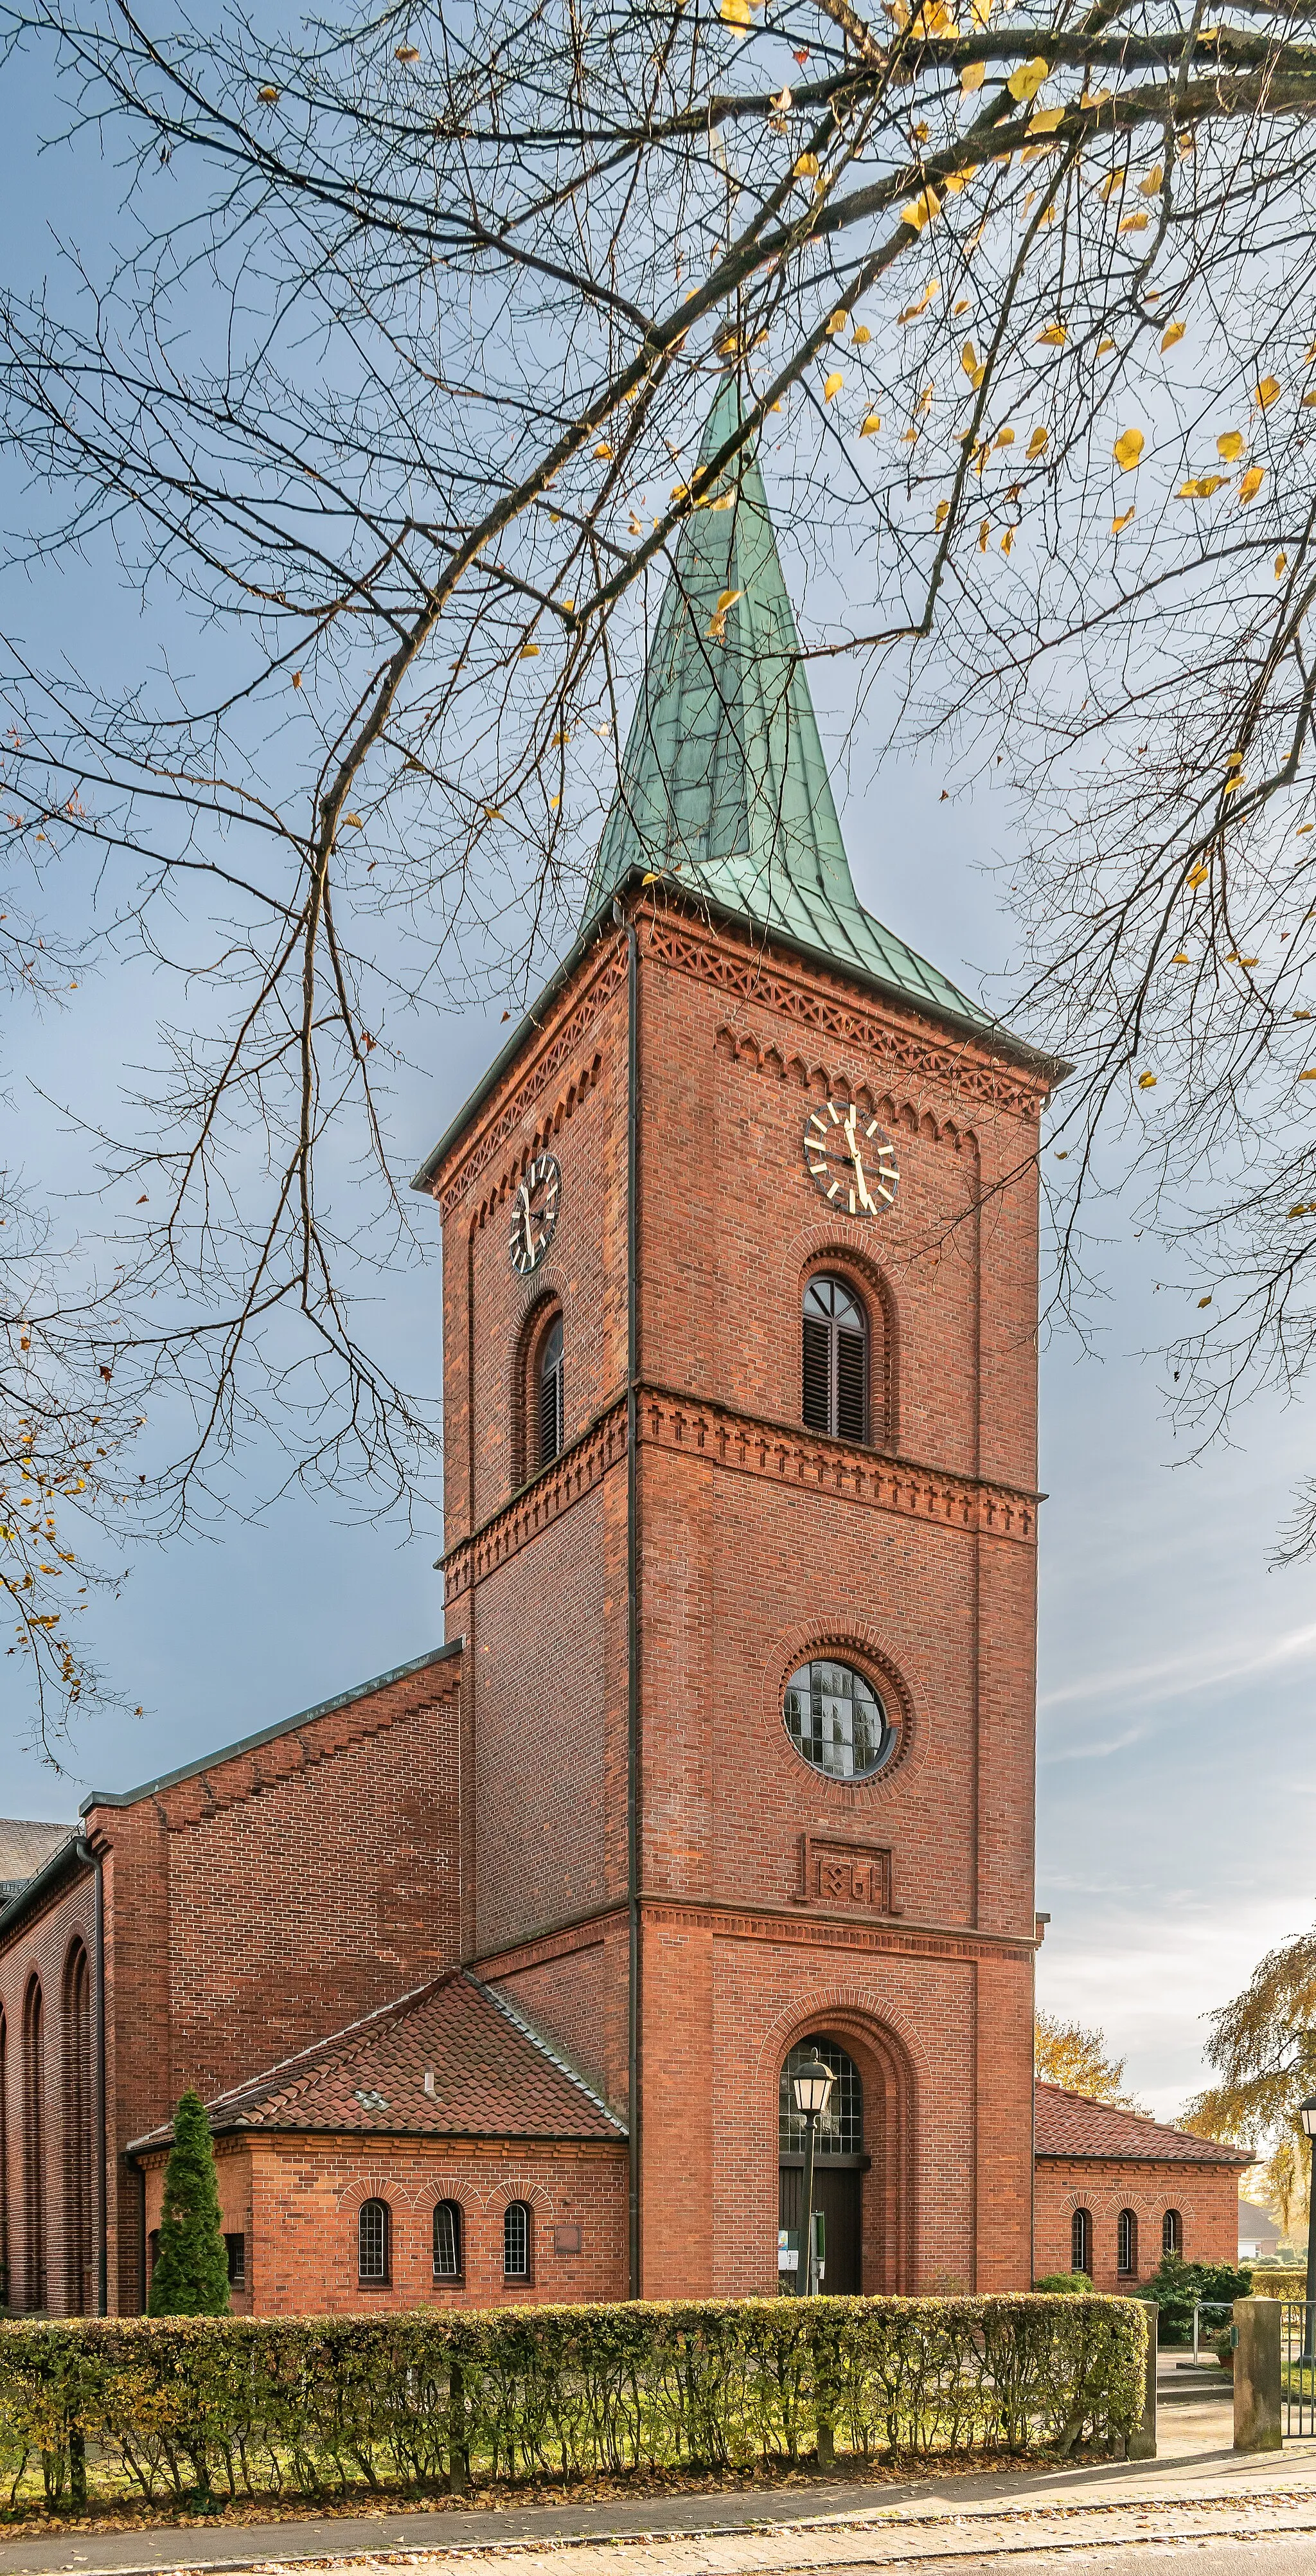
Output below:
[715,1025,981,1157]
[434,946,625,1215]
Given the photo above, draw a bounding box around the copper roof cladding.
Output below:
[1035,2079,1253,2167]
[127,1969,626,2154]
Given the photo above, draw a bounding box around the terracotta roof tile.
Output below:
[1035,2080,1253,2167]
[128,1972,626,2152]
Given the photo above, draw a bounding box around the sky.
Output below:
[4,28,1315,2139]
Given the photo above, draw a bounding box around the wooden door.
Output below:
[778,2164,862,2293]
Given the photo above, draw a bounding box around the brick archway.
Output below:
[770,2002,918,2295]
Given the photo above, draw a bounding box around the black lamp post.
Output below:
[791,2053,835,2296]
[1300,2095,1316,2358]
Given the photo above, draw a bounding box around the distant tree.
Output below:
[1035,2010,1147,2111]
[147,2091,229,2317]
[1183,1926,1316,2235]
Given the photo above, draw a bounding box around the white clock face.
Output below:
[804,1102,899,1217]
[510,1151,562,1276]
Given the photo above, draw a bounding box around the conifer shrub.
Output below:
[0,2295,1148,2515]
[146,2093,229,2319]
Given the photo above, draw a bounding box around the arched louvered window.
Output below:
[1117,2208,1138,2277]
[62,1940,94,2314]
[1071,2207,1092,2276]
[22,1977,46,2312]
[803,1276,868,1443]
[434,2199,463,2280]
[1162,2208,1182,2257]
[538,1314,564,1468]
[358,2198,390,2285]
[504,2199,532,2279]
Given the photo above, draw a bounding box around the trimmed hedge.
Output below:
[0,2296,1148,2514]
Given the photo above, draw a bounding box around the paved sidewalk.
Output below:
[3,2358,1310,2576]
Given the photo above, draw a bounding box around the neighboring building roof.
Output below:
[1035,2080,1254,2167]
[1238,2200,1283,2251]
[582,375,1001,1037]
[127,1969,627,2154]
[0,1818,73,1902]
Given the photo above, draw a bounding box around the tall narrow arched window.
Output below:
[62,1941,93,2314]
[538,1313,564,1467]
[1162,2208,1182,2257]
[434,2199,463,2281]
[358,2198,390,2285]
[1117,2208,1138,2278]
[22,1977,46,2312]
[0,2008,8,2312]
[504,2200,532,2279]
[803,1276,868,1443]
[1071,2207,1092,2276]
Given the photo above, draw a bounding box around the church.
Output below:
[0,384,1250,2316]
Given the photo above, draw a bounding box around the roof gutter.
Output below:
[410,868,1070,1202]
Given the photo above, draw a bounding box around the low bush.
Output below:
[0,2295,1148,2516]
[1134,2254,1254,2346]
[1034,2273,1093,2294]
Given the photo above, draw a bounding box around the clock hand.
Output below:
[843,1107,878,1215]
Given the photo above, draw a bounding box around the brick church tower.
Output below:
[415,379,1058,2300]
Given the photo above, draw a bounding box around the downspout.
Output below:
[75,1837,108,2315]
[614,895,641,2300]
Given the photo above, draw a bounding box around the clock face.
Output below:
[804,1102,900,1217]
[510,1151,562,1276]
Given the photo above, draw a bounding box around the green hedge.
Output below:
[0,2296,1148,2515]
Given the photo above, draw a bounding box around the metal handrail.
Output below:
[1191,2298,1236,2363]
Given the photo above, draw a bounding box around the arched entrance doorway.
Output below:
[779,2035,864,2294]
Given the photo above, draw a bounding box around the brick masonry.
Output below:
[1034,2158,1243,2290]
[1,891,1236,2318]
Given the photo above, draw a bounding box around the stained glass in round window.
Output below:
[783,1658,894,1780]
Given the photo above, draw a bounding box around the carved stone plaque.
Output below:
[794,1834,901,1916]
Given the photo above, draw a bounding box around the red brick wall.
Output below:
[434,897,1051,2298]
[0,1862,96,2315]
[1034,2157,1242,2288]
[139,2136,628,2312]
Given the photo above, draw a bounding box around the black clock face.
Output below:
[804,1102,899,1217]
[510,1151,562,1276]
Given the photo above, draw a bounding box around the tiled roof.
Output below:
[0,1818,73,1892]
[1035,2080,1254,2167]
[127,1971,626,2153]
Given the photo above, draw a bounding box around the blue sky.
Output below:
[4,29,1314,2133]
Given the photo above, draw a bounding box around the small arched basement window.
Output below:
[504,2200,532,2280]
[538,1314,565,1468]
[358,2198,390,2285]
[803,1276,868,1444]
[1162,2208,1182,2257]
[1071,2207,1092,2276]
[434,2199,463,2280]
[1117,2208,1138,2277]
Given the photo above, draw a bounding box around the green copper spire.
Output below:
[585,377,992,1032]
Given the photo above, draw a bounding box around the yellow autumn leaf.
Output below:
[1036,322,1068,346]
[978,519,990,552]
[1160,319,1186,351]
[518,641,540,657]
[1177,476,1225,499]
[548,793,560,810]
[961,338,981,378]
[1007,56,1049,102]
[1081,85,1112,107]
[1137,1071,1157,1088]
[935,499,951,529]
[1303,391,1316,410]
[859,412,882,436]
[853,324,871,345]
[1187,863,1209,886]
[1216,430,1245,461]
[1000,528,1015,555]
[1138,165,1164,195]
[793,151,819,178]
[898,279,939,323]
[721,0,752,26]
[1301,1069,1316,1080]
[1222,775,1245,793]
[1119,212,1150,234]
[902,188,941,232]
[1172,952,1190,964]
[825,310,849,336]
[593,442,614,460]
[1111,508,1135,533]
[1114,427,1144,470]
[1097,336,1116,355]
[961,60,985,90]
[716,589,742,613]
[1198,1294,1213,1307]
[1028,105,1065,135]
[1256,377,1283,409]
[670,482,689,500]
[1027,425,1049,458]
[342,812,364,828]
[395,43,421,60]
[483,805,502,820]
[257,84,280,101]
[995,425,1016,447]
[822,370,844,400]
[1097,170,1123,202]
[1277,552,1289,577]
[1239,467,1265,504]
